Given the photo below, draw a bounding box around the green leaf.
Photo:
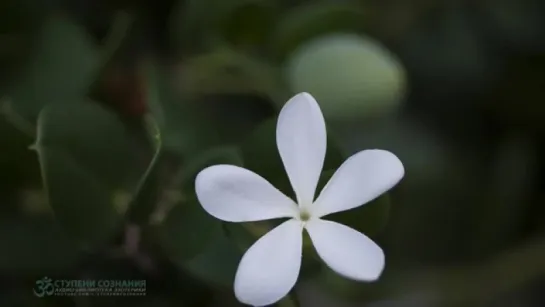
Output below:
[159,146,245,274]
[277,294,301,307]
[181,145,244,193]
[270,2,368,59]
[240,118,345,199]
[315,265,384,302]
[178,49,285,102]
[144,61,276,158]
[183,230,243,288]
[9,14,99,122]
[224,220,263,251]
[158,199,225,262]
[144,62,212,156]
[0,117,40,205]
[170,0,277,49]
[317,169,391,237]
[169,0,230,48]
[0,216,80,273]
[35,101,140,248]
[220,0,278,47]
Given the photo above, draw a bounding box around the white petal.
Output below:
[234,219,303,306]
[195,165,298,222]
[306,219,384,281]
[276,92,327,206]
[311,149,404,217]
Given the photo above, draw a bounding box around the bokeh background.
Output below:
[1,0,544,306]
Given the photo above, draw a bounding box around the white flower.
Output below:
[195,93,404,306]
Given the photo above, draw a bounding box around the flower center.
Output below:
[299,209,311,222]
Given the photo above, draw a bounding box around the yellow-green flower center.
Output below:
[299,209,311,222]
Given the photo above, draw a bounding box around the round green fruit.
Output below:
[286,33,407,120]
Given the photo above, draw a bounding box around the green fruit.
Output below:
[286,33,406,120]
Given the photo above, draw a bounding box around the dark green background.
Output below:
[0,0,544,306]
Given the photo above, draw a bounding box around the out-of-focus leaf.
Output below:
[313,265,386,303]
[75,251,212,306]
[331,117,480,263]
[397,9,501,102]
[160,145,244,274]
[277,294,301,307]
[0,1,44,86]
[9,14,99,122]
[483,56,545,134]
[158,199,224,263]
[144,61,208,156]
[177,49,286,103]
[221,0,278,47]
[170,0,230,48]
[240,118,345,199]
[170,0,276,49]
[270,2,368,59]
[224,222,258,251]
[35,101,140,248]
[478,0,545,53]
[469,133,537,256]
[332,117,453,188]
[145,62,275,158]
[180,145,244,193]
[0,216,80,272]
[183,230,243,288]
[0,117,40,207]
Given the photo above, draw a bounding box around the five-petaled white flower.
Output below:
[195,93,404,306]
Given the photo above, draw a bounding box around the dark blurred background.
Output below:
[0,0,544,306]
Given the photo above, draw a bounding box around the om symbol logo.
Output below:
[33,276,54,297]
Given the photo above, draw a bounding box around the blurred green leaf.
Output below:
[158,199,225,263]
[170,0,230,48]
[479,0,545,53]
[9,14,99,123]
[317,169,391,237]
[181,145,244,193]
[398,9,499,98]
[160,145,244,270]
[0,216,80,272]
[270,2,368,59]
[0,0,50,85]
[221,0,278,47]
[144,61,210,156]
[483,56,545,133]
[145,61,275,158]
[0,117,40,206]
[240,118,345,199]
[314,265,385,302]
[171,0,276,49]
[35,101,140,248]
[178,49,286,103]
[224,220,261,252]
[183,230,243,288]
[277,294,301,307]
